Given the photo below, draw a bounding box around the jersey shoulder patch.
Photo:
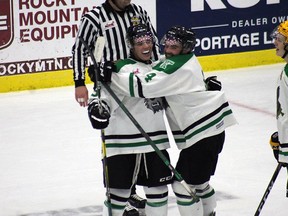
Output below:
[152,53,194,74]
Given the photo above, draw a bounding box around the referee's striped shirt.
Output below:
[72,2,160,87]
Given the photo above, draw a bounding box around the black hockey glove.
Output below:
[99,61,115,83]
[205,76,222,91]
[270,131,288,167]
[270,131,280,161]
[87,61,115,83]
[88,65,97,83]
[88,99,110,129]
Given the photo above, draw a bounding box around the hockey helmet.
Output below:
[160,25,197,52]
[271,20,288,44]
[278,20,288,44]
[126,24,155,48]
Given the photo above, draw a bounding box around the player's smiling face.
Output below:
[164,39,182,58]
[132,36,153,61]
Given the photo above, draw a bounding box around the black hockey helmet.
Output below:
[161,25,196,52]
[126,24,155,47]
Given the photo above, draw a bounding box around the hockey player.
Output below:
[87,24,172,216]
[269,20,288,166]
[100,25,237,215]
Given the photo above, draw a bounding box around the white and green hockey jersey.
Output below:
[111,53,238,150]
[276,63,288,163]
[91,58,170,158]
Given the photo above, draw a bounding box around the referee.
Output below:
[72,0,159,107]
[72,0,159,215]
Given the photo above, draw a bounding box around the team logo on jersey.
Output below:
[159,59,174,69]
[131,16,140,26]
[0,0,14,50]
[144,98,168,113]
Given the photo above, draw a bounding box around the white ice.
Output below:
[1,64,288,216]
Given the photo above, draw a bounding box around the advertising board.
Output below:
[0,0,286,92]
[156,0,288,56]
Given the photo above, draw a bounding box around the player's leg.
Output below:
[171,180,203,215]
[102,188,131,216]
[197,132,224,216]
[143,185,169,216]
[102,154,139,216]
[194,181,216,216]
[183,131,225,216]
[138,150,172,216]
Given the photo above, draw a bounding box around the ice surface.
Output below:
[1,64,288,216]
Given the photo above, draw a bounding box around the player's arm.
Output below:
[110,57,204,98]
[100,55,203,98]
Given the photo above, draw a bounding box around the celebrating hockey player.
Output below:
[100,25,237,216]
[87,24,172,216]
[269,20,288,166]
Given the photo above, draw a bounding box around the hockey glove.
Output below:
[99,61,115,83]
[270,131,280,161]
[88,99,110,129]
[205,76,222,91]
[87,61,115,83]
[88,65,96,83]
[270,132,288,167]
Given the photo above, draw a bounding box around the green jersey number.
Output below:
[145,73,156,82]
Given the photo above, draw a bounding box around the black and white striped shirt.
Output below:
[72,1,159,87]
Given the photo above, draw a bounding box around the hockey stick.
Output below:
[82,36,112,216]
[101,129,112,216]
[254,163,282,216]
[286,167,288,198]
[79,37,199,202]
[95,37,112,216]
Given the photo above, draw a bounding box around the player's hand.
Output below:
[88,65,96,83]
[205,76,222,91]
[88,99,110,129]
[87,62,114,83]
[270,131,280,161]
[99,61,115,83]
[75,86,88,107]
[270,132,288,167]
